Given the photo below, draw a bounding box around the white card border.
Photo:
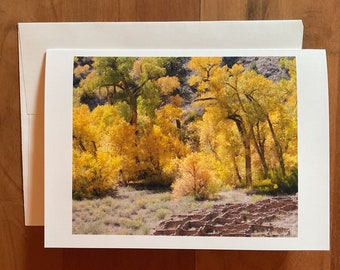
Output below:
[45,49,329,250]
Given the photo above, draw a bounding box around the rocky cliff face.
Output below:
[223,56,291,82]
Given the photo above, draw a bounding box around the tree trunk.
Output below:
[244,140,252,187]
[250,124,269,178]
[228,114,252,187]
[129,96,138,126]
[267,116,286,177]
[232,155,242,186]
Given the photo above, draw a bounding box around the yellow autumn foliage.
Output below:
[73,104,126,199]
[73,149,121,199]
[72,56,298,199]
[172,152,222,200]
[155,76,180,95]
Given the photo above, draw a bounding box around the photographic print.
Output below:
[72,56,298,237]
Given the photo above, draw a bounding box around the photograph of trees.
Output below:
[72,56,298,237]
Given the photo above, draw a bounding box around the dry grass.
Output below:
[73,187,268,235]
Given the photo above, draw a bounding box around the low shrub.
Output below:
[253,178,278,195]
[172,152,222,200]
[72,150,120,200]
[253,167,298,195]
[277,167,298,194]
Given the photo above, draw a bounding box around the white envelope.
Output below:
[18,20,304,226]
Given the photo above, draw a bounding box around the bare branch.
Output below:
[194,97,217,102]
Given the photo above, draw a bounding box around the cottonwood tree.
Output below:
[74,57,180,125]
[188,57,297,188]
[73,57,188,192]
